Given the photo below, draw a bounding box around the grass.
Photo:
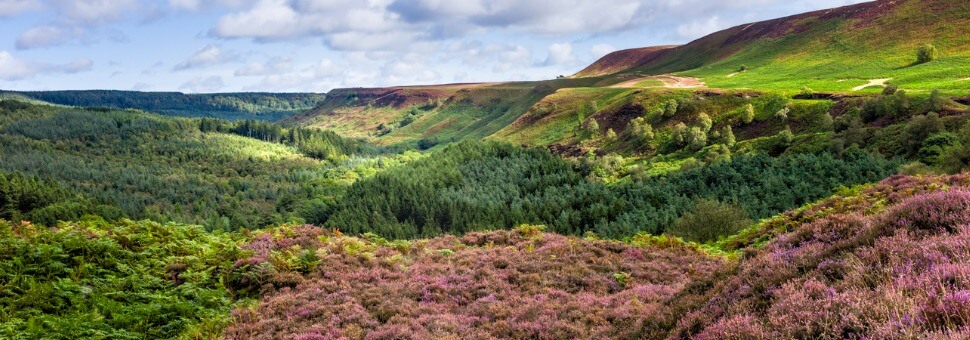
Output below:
[674,0,970,94]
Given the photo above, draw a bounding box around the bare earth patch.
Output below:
[611,75,706,89]
[852,78,891,91]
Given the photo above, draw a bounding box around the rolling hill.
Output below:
[2,0,970,338]
[290,0,968,154]
[0,90,327,121]
[576,0,970,92]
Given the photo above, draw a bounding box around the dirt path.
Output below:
[852,78,891,91]
[610,75,706,89]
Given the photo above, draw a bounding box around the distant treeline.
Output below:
[1,90,326,121]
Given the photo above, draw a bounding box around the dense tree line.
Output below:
[199,118,384,159]
[326,141,898,239]
[1,90,326,121]
[0,172,122,226]
[0,101,384,230]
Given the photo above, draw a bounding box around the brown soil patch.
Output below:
[610,75,706,89]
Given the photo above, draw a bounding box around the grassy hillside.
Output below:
[1,90,327,121]
[579,0,970,93]
[289,0,968,156]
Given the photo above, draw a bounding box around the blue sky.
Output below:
[0,0,869,93]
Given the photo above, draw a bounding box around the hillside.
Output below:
[573,46,677,78]
[577,0,970,92]
[1,90,326,121]
[6,173,966,338]
[0,100,387,230]
[289,0,969,158]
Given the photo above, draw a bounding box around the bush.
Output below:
[417,137,440,150]
[903,112,944,156]
[720,126,736,147]
[664,99,678,117]
[605,128,618,143]
[741,104,755,124]
[916,44,938,64]
[399,115,415,127]
[585,119,600,136]
[882,83,898,95]
[666,198,752,243]
[917,132,959,165]
[697,112,713,132]
[800,86,814,97]
[687,127,708,151]
[939,124,970,174]
[628,117,654,144]
[775,107,790,120]
[861,90,911,121]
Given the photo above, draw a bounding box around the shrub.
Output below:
[664,99,679,117]
[917,132,959,165]
[916,43,938,64]
[697,112,712,132]
[741,104,755,124]
[399,115,415,127]
[687,127,708,151]
[903,112,944,156]
[586,119,600,136]
[628,117,654,144]
[777,126,795,147]
[800,86,814,97]
[704,144,731,164]
[671,122,688,146]
[882,83,898,95]
[417,137,440,150]
[775,107,790,120]
[666,198,752,243]
[939,124,970,174]
[605,128,618,143]
[720,126,736,147]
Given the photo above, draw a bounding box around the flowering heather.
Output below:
[668,180,970,338]
[221,173,970,339]
[223,226,724,339]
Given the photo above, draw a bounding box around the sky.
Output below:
[0,0,870,93]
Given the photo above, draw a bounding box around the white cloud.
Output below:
[60,58,93,73]
[175,44,234,70]
[235,56,293,76]
[16,25,85,49]
[544,43,575,66]
[51,0,136,24]
[381,59,440,84]
[0,50,92,80]
[131,82,152,90]
[213,0,303,40]
[0,51,37,80]
[590,44,616,59]
[0,0,39,17]
[676,16,722,40]
[179,75,225,92]
[311,59,342,79]
[168,0,200,10]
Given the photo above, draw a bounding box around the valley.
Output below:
[1,0,969,338]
